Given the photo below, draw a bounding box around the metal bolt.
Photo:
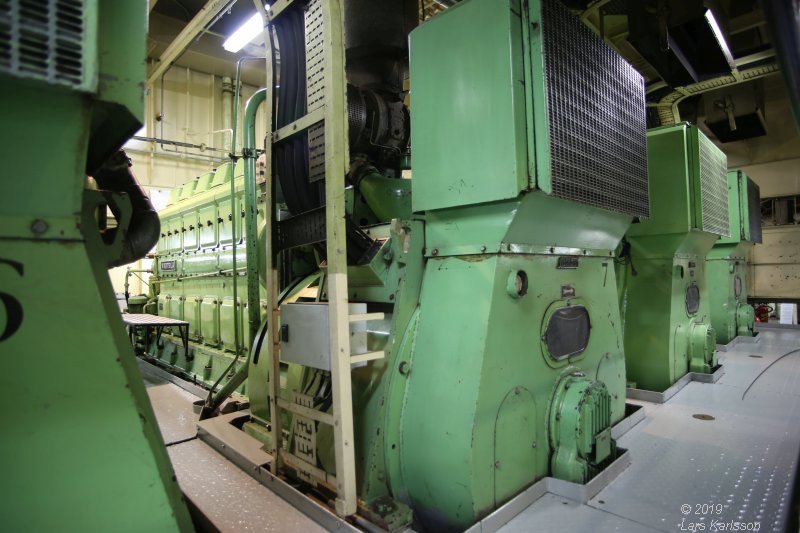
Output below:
[30,219,48,235]
[399,361,410,375]
[481,245,487,252]
[431,248,439,257]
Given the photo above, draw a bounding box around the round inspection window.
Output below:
[734,276,742,298]
[544,306,591,361]
[685,284,700,315]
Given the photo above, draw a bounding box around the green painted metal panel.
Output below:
[199,203,219,248]
[706,171,761,343]
[185,296,202,339]
[201,296,221,346]
[410,0,528,211]
[220,296,244,352]
[0,2,191,527]
[620,124,724,391]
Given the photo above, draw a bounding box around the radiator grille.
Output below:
[540,0,649,219]
[0,0,91,90]
[698,133,729,236]
[745,176,762,243]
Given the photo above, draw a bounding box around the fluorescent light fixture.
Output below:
[223,12,264,53]
[705,9,735,67]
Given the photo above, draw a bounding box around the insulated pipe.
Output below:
[221,76,235,152]
[354,168,412,222]
[243,88,268,348]
[204,57,266,409]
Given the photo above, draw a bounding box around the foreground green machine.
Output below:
[618,124,729,392]
[0,1,191,530]
[706,170,762,344]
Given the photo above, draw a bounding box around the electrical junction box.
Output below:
[280,302,368,371]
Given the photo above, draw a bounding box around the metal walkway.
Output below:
[140,361,324,533]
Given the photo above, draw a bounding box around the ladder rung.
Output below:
[272,108,325,143]
[277,398,334,426]
[348,312,385,323]
[351,351,384,364]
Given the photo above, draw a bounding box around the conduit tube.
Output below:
[243,88,268,349]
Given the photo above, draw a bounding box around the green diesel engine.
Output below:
[618,123,729,392]
[706,170,762,344]
[144,160,267,391]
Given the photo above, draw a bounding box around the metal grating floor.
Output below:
[140,362,324,533]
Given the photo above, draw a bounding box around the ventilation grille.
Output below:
[745,176,762,243]
[0,0,91,90]
[305,0,325,182]
[540,0,649,219]
[697,133,729,236]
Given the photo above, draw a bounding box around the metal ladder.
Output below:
[260,0,384,517]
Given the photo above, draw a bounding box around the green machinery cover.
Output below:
[620,123,730,392]
[706,170,762,343]
[0,0,192,530]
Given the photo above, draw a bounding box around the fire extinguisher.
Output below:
[754,304,773,323]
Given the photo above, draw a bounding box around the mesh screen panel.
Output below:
[0,0,90,90]
[698,133,729,236]
[746,176,762,243]
[540,0,649,218]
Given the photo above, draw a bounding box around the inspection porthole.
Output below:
[692,414,715,421]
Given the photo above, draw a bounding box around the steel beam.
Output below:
[147,0,233,86]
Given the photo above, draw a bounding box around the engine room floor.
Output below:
[140,364,325,532]
[497,326,800,532]
[139,327,800,532]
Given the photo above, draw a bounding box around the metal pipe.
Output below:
[131,135,228,154]
[205,56,267,406]
[221,76,235,152]
[243,88,268,349]
[124,268,153,302]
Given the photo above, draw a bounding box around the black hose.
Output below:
[92,150,160,267]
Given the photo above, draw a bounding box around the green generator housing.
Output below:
[375,0,649,528]
[0,0,191,529]
[619,123,730,392]
[706,170,762,344]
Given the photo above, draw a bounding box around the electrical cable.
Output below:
[741,348,800,400]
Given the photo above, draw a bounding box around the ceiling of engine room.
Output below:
[148,0,797,171]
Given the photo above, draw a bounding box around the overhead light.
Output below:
[223,10,265,53]
[704,9,735,67]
